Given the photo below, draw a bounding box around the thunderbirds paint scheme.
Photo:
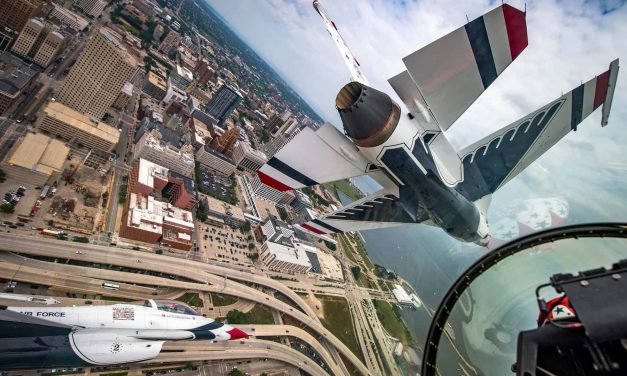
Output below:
[0,300,248,370]
[258,1,619,245]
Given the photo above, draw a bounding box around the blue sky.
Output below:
[207,0,627,222]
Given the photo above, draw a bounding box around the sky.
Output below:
[207,0,627,222]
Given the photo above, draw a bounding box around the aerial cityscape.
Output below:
[0,0,624,376]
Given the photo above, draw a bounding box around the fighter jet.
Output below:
[257,1,619,245]
[0,299,248,370]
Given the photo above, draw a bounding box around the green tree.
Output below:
[0,203,14,213]
[260,129,270,143]
[241,220,251,233]
[226,309,245,324]
[228,369,244,376]
[351,265,361,280]
[155,249,163,255]
[247,243,255,250]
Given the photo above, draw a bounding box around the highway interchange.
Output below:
[0,232,408,376]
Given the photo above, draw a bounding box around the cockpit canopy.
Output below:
[142,299,201,316]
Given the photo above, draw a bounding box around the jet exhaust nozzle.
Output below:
[336,81,401,147]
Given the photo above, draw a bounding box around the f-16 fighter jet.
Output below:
[258,0,619,245]
[0,300,248,370]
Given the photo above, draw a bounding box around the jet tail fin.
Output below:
[601,59,619,126]
[312,0,369,85]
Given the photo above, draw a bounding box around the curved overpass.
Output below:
[0,235,369,376]
[157,339,327,376]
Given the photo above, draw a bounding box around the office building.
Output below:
[263,127,301,157]
[163,77,187,103]
[129,158,169,196]
[1,132,69,186]
[162,171,198,210]
[38,102,120,151]
[205,84,242,127]
[133,130,194,177]
[200,193,245,227]
[129,158,197,210]
[113,82,133,109]
[57,28,138,119]
[49,4,89,32]
[143,71,167,101]
[74,0,107,17]
[249,173,290,205]
[260,241,312,274]
[0,0,42,33]
[158,29,180,55]
[194,59,214,86]
[152,24,164,41]
[209,126,240,156]
[195,144,236,176]
[120,193,194,251]
[255,215,294,244]
[169,64,193,90]
[290,190,313,216]
[11,18,65,68]
[0,52,38,115]
[233,141,267,174]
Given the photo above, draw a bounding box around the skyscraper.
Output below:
[11,18,65,68]
[0,0,42,33]
[56,28,137,119]
[205,84,242,127]
[209,126,240,157]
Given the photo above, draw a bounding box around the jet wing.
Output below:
[297,189,431,237]
[455,59,619,202]
[258,122,372,191]
[389,4,528,131]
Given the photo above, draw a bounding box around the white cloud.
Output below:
[207,0,627,221]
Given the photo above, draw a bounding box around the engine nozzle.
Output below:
[336,81,401,147]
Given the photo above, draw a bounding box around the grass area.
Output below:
[316,294,364,362]
[372,300,413,346]
[327,180,364,201]
[226,304,274,324]
[351,236,374,270]
[178,292,204,307]
[339,235,357,263]
[210,293,237,306]
[377,279,390,292]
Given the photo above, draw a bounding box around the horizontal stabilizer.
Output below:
[390,4,528,131]
[455,59,620,202]
[258,123,371,191]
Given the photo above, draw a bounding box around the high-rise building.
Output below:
[12,19,66,68]
[194,58,214,86]
[209,126,240,156]
[0,0,42,33]
[263,127,302,157]
[259,241,312,274]
[169,64,193,90]
[10,18,44,58]
[158,29,180,55]
[143,71,167,101]
[74,0,107,17]
[249,174,291,205]
[233,141,267,174]
[57,28,138,119]
[205,84,242,127]
[133,130,194,177]
[195,145,236,176]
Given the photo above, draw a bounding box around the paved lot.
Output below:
[197,222,254,267]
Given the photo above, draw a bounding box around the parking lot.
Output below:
[197,222,254,266]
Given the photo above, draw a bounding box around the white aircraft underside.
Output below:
[1,300,248,369]
[258,1,619,245]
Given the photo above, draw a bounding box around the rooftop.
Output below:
[147,71,167,90]
[121,82,134,96]
[202,143,236,164]
[128,193,163,234]
[264,241,312,269]
[0,52,38,97]
[6,133,69,176]
[202,193,245,222]
[137,158,169,188]
[43,102,120,145]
